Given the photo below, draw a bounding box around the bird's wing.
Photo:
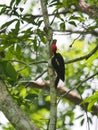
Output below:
[56,53,65,81]
[51,53,65,81]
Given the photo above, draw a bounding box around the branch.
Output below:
[69,34,82,47]
[65,44,98,64]
[77,72,98,89]
[57,71,98,104]
[24,77,98,116]
[34,69,48,80]
[25,2,98,20]
[25,10,71,19]
[54,29,98,37]
[0,81,40,130]
[10,43,98,70]
[9,60,47,65]
[17,60,47,72]
[79,0,96,16]
[10,44,98,75]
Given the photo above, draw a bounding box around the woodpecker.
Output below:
[51,39,65,88]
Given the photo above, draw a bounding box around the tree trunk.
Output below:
[0,81,40,130]
[40,0,57,130]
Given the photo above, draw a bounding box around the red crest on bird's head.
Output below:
[52,39,57,52]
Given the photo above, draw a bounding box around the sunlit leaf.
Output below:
[19,87,27,98]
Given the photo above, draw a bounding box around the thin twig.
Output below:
[34,69,48,80]
[76,72,98,89]
[57,71,98,104]
[8,60,27,65]
[65,44,98,64]
[9,60,47,64]
[54,29,98,37]
[69,34,82,47]
[17,60,47,72]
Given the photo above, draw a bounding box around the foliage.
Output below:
[0,0,98,130]
[81,91,98,112]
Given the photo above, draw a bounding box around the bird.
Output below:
[51,39,65,88]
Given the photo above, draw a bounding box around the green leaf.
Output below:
[87,26,97,30]
[10,0,15,7]
[0,60,17,81]
[23,16,37,25]
[33,36,38,51]
[69,16,84,22]
[88,99,97,112]
[26,94,38,100]
[75,114,84,119]
[20,7,24,12]
[0,61,6,79]
[1,19,18,29]
[19,87,27,98]
[57,14,64,22]
[16,0,21,5]
[15,20,20,34]
[5,62,17,81]
[15,44,22,59]
[38,20,43,27]
[69,21,77,27]
[80,118,84,126]
[49,0,62,7]
[60,22,66,31]
[0,5,6,15]
[81,91,98,111]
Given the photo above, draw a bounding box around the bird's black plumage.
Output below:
[51,52,65,87]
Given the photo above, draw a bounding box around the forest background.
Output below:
[0,0,98,130]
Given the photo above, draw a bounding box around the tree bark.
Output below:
[0,81,40,130]
[40,0,57,130]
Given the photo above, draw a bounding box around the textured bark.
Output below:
[0,81,40,130]
[40,0,57,130]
